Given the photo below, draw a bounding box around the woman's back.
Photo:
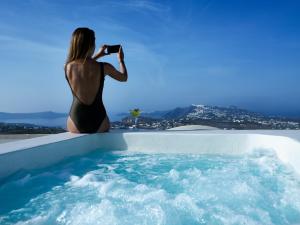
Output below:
[65,59,107,133]
[65,59,104,105]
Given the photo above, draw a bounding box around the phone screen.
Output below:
[107,45,121,54]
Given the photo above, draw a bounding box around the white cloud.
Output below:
[75,0,170,14]
[0,34,65,54]
[109,0,170,13]
[125,41,168,87]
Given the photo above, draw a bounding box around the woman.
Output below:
[64,27,128,133]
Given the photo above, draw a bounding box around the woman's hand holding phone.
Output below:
[92,44,109,60]
[93,44,124,63]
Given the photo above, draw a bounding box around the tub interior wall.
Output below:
[0,132,300,180]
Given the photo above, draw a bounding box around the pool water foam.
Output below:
[0,149,300,225]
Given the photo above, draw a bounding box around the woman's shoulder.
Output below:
[100,61,114,69]
[97,61,113,71]
[67,59,99,69]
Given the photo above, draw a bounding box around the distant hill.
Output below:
[163,105,196,120]
[0,111,67,119]
[125,104,262,121]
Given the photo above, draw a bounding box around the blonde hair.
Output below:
[64,27,95,72]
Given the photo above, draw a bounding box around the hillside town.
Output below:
[111,105,300,130]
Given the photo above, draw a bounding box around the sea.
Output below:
[0,114,124,129]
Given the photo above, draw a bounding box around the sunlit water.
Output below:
[0,149,300,225]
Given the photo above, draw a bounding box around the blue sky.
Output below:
[0,0,299,117]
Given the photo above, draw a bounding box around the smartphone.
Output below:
[107,45,121,54]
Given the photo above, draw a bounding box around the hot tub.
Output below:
[0,130,300,224]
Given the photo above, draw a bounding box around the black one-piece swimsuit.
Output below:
[65,62,107,133]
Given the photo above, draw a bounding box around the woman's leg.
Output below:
[97,115,110,133]
[67,115,110,133]
[67,116,80,133]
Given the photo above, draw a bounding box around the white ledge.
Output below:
[0,132,87,155]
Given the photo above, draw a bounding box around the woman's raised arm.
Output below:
[103,46,128,82]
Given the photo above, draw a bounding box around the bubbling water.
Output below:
[0,149,300,225]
